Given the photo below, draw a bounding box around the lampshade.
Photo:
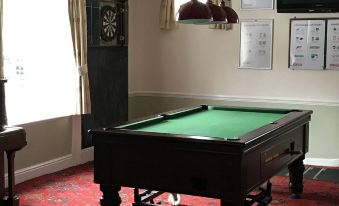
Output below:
[220,0,239,24]
[197,0,227,24]
[178,0,212,24]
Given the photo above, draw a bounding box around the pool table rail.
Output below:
[97,106,312,148]
[241,109,312,147]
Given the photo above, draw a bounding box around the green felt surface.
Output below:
[123,108,287,139]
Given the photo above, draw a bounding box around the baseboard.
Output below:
[80,146,94,164]
[6,154,73,186]
[5,148,94,187]
[304,158,339,167]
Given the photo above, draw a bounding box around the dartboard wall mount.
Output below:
[87,0,128,47]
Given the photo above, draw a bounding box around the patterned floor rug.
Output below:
[15,162,339,206]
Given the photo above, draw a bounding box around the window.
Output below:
[3,0,78,125]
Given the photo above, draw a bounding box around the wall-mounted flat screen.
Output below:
[277,0,339,13]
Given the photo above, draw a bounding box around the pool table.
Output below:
[90,105,312,206]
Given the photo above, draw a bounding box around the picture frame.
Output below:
[239,19,274,70]
[241,0,274,10]
[326,19,339,70]
[289,18,326,70]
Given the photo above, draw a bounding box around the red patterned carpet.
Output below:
[16,162,339,206]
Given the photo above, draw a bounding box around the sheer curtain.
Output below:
[2,0,78,125]
[160,0,177,30]
[68,0,91,114]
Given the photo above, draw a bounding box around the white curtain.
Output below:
[69,0,91,114]
[160,0,177,30]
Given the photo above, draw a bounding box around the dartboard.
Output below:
[101,5,118,42]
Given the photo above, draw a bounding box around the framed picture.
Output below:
[326,19,339,70]
[289,19,326,70]
[239,19,274,70]
[241,0,274,10]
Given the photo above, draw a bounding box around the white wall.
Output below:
[129,0,339,103]
[128,0,339,164]
[13,117,72,170]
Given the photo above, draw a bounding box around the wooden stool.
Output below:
[0,127,27,206]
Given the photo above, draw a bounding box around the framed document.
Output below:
[326,19,339,70]
[239,19,274,70]
[289,19,326,70]
[241,0,274,10]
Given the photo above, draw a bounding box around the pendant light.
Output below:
[196,0,227,24]
[177,0,239,25]
[220,0,239,24]
[178,0,212,24]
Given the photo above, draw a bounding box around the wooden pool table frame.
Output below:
[90,105,312,206]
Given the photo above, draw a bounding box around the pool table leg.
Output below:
[288,156,305,198]
[99,185,121,206]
